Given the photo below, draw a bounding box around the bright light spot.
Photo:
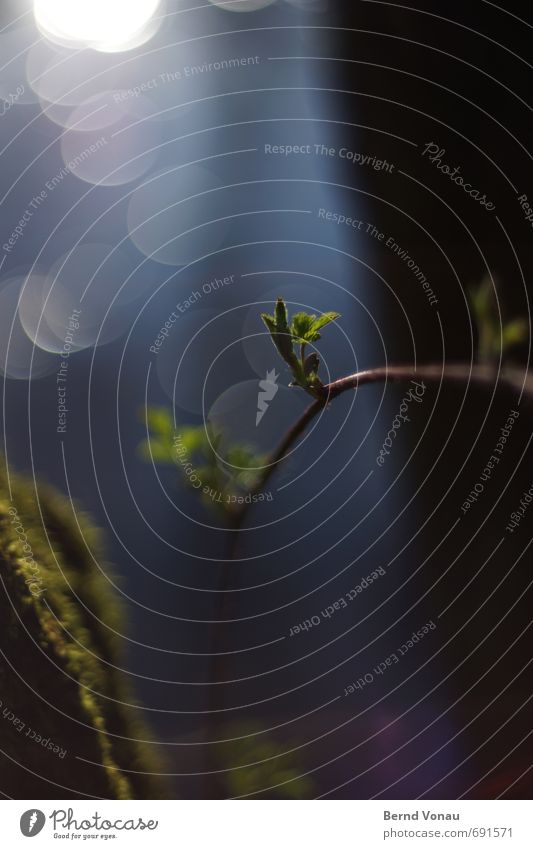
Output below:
[34,0,161,53]
[208,0,275,10]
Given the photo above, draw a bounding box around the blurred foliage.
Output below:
[469,277,528,362]
[216,723,314,799]
[0,460,165,799]
[261,297,340,394]
[139,408,265,514]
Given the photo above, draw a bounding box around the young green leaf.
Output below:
[138,438,175,464]
[260,313,277,335]
[290,312,317,342]
[178,426,208,455]
[144,406,174,437]
[309,312,341,335]
[274,297,290,332]
[261,316,295,364]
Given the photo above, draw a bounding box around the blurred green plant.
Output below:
[469,277,527,362]
[138,408,265,514]
[217,723,313,799]
[261,297,340,396]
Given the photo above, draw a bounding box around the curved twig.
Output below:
[232,361,530,534]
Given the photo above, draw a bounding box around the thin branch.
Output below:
[231,361,530,534]
[322,362,528,399]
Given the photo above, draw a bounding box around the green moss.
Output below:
[0,461,165,799]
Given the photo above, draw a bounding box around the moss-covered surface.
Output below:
[0,461,165,799]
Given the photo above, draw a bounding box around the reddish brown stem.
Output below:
[231,361,529,533]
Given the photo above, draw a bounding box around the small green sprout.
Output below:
[261,298,340,395]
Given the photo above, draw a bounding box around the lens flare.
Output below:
[208,0,275,11]
[34,0,161,53]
